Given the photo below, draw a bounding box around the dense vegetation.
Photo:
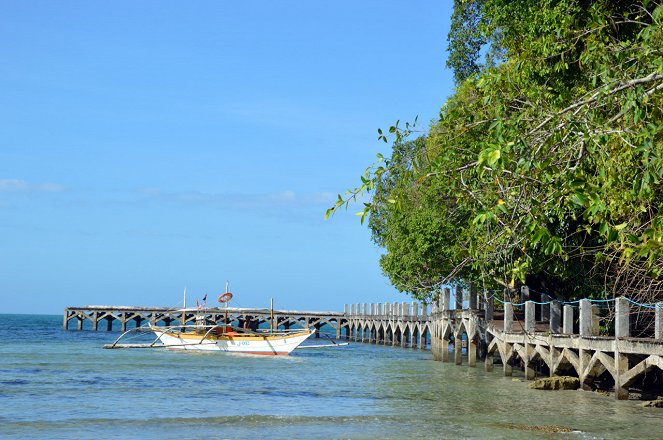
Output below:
[328,0,663,304]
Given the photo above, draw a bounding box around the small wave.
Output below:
[4,414,395,429]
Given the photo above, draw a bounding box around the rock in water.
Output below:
[641,399,663,408]
[528,376,580,390]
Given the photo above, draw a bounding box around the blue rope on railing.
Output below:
[486,289,663,309]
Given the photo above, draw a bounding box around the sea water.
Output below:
[1,314,662,439]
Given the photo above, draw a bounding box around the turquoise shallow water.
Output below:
[1,314,663,439]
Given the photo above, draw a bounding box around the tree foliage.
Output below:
[329,0,663,304]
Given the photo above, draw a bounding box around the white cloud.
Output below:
[0,179,65,193]
[140,188,336,211]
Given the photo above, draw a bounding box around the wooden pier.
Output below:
[66,287,663,399]
[63,305,345,338]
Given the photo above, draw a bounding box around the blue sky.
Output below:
[0,1,455,314]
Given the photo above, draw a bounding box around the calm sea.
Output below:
[1,314,662,439]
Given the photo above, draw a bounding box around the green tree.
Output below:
[329,0,663,304]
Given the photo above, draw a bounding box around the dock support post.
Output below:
[469,285,477,310]
[563,305,574,334]
[484,292,494,321]
[504,348,513,376]
[525,301,535,333]
[105,317,112,331]
[92,312,98,331]
[454,333,462,365]
[615,297,630,338]
[541,294,550,322]
[580,299,596,336]
[468,336,477,367]
[550,302,562,334]
[77,315,83,331]
[455,285,463,310]
[656,302,663,340]
[63,311,70,330]
[524,345,536,380]
[485,345,494,372]
[521,285,530,304]
[504,303,513,332]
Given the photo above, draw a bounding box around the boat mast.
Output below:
[270,297,274,332]
[183,287,187,328]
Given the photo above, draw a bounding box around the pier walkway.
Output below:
[65,287,663,399]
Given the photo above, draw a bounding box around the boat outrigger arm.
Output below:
[103,323,348,354]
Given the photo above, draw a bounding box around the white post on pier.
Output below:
[524,301,535,333]
[442,287,451,312]
[504,302,513,332]
[563,305,574,334]
[656,302,663,340]
[615,297,630,338]
[580,299,598,336]
[550,301,562,334]
[469,285,478,310]
[455,286,463,310]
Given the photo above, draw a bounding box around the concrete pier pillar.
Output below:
[563,305,574,334]
[468,337,477,367]
[343,304,347,314]
[422,303,428,316]
[454,333,462,365]
[524,345,536,380]
[550,302,562,333]
[484,293,494,321]
[503,354,513,376]
[442,287,450,312]
[580,299,598,336]
[92,312,98,331]
[393,302,399,317]
[504,302,513,332]
[525,301,535,333]
[656,302,663,339]
[615,297,630,338]
[441,335,449,362]
[541,294,550,322]
[105,317,112,331]
[469,285,478,310]
[402,302,409,316]
[485,341,494,372]
[615,351,630,400]
[455,285,463,310]
[521,285,530,304]
[363,303,368,315]
[412,302,418,317]
[370,303,375,315]
[350,304,355,315]
[77,316,83,331]
[377,303,383,315]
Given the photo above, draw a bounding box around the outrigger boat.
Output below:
[148,321,314,355]
[103,284,335,355]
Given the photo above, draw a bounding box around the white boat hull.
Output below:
[151,328,314,355]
